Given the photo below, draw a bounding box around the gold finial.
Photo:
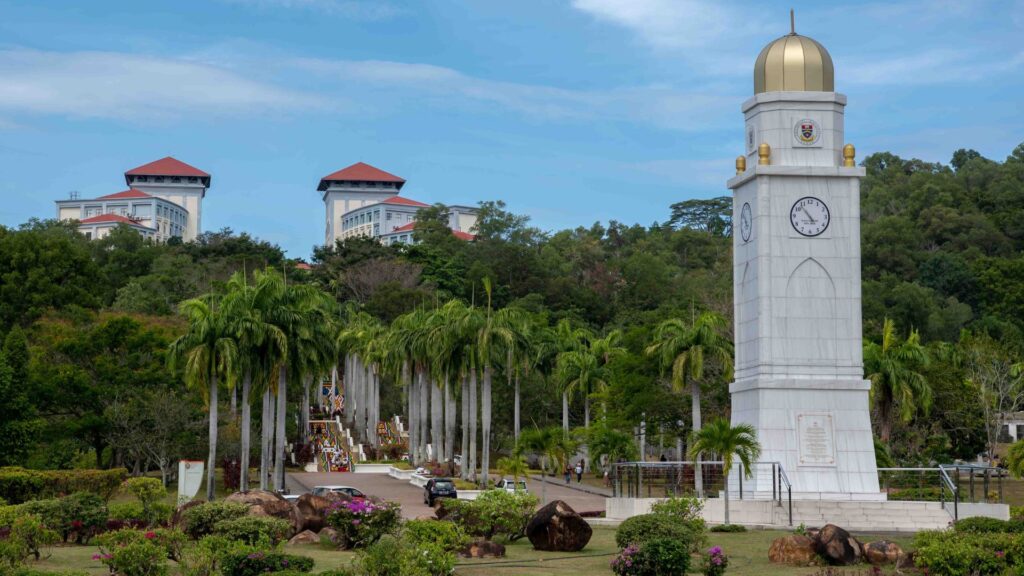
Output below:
[843,143,856,167]
[758,143,771,166]
[735,155,746,175]
[790,9,795,35]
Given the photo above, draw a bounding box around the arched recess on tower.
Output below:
[775,257,837,368]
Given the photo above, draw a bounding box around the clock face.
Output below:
[739,202,752,242]
[790,196,830,237]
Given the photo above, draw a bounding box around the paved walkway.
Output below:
[288,472,607,520]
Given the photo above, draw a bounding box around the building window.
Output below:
[155,176,164,183]
[386,212,392,221]
[188,177,198,183]
[85,231,92,240]
[171,177,181,183]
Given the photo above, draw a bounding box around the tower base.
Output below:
[730,377,881,499]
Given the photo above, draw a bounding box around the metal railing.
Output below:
[877,464,1005,522]
[938,466,959,521]
[610,460,793,525]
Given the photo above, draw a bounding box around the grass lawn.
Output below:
[29,526,915,576]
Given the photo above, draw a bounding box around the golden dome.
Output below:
[753,31,834,94]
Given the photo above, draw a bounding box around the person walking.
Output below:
[563,465,571,484]
[575,461,583,483]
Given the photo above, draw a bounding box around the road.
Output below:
[287,472,607,519]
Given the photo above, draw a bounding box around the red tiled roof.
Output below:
[79,213,151,227]
[125,157,209,185]
[97,188,153,200]
[381,196,429,207]
[452,230,476,241]
[295,262,313,270]
[319,162,405,191]
[391,222,416,232]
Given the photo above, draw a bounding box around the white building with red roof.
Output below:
[55,156,209,242]
[319,162,477,246]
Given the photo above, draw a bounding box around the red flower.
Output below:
[144,531,157,539]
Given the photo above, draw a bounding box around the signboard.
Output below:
[177,460,205,503]
[796,412,836,466]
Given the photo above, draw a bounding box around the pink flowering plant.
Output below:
[702,545,729,576]
[325,499,401,549]
[610,544,642,576]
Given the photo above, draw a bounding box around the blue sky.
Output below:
[0,0,1021,257]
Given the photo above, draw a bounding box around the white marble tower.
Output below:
[727,24,881,500]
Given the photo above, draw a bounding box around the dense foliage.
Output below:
[0,144,1021,473]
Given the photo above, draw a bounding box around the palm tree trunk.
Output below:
[431,377,443,462]
[444,378,455,463]
[206,373,219,501]
[260,386,271,490]
[469,369,478,482]
[460,375,469,480]
[692,380,703,497]
[584,396,590,428]
[344,355,354,429]
[407,362,417,465]
[514,374,521,442]
[562,392,569,432]
[274,366,286,492]
[240,371,251,493]
[419,370,429,461]
[230,384,237,419]
[301,375,311,444]
[724,482,730,525]
[482,364,493,488]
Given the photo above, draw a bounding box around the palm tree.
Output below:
[646,312,733,495]
[555,348,607,430]
[169,295,237,501]
[688,418,761,526]
[864,318,931,442]
[585,419,638,473]
[538,319,591,433]
[496,455,528,487]
[516,426,578,505]
[221,270,287,493]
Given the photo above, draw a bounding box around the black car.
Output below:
[423,477,458,506]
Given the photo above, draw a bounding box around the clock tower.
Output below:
[728,22,881,499]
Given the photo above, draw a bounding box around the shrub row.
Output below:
[0,467,127,504]
[914,529,1024,575]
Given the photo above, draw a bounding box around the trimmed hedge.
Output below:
[220,551,314,576]
[0,467,127,504]
[181,502,250,539]
[615,514,704,553]
[213,516,291,546]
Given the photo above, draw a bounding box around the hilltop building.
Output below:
[55,157,209,242]
[319,162,476,246]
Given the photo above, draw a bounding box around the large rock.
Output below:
[525,500,592,552]
[295,493,336,532]
[318,527,340,546]
[288,530,321,546]
[862,540,903,565]
[768,535,819,566]
[814,524,862,566]
[224,490,300,533]
[459,540,506,558]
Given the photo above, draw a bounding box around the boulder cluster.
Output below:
[768,524,914,568]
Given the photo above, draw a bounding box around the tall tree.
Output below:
[169,296,237,501]
[688,418,760,525]
[864,318,931,442]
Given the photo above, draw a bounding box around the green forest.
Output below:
[2,143,1023,478]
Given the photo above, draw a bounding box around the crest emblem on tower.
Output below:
[793,118,821,146]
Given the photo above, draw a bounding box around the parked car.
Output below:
[494,478,528,493]
[312,485,367,499]
[423,478,457,506]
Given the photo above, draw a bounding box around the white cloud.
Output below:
[571,0,736,49]
[220,0,404,20]
[841,49,1024,86]
[0,49,327,121]
[294,58,736,131]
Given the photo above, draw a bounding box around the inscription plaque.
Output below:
[797,412,836,466]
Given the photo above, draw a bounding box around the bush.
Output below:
[649,496,703,523]
[325,499,401,550]
[109,502,146,522]
[178,534,256,576]
[912,530,1017,576]
[610,538,690,576]
[440,490,537,541]
[955,516,1011,534]
[121,477,166,524]
[0,467,127,503]
[55,492,107,544]
[97,540,169,576]
[220,551,314,576]
[1,569,89,576]
[701,545,729,576]
[402,519,467,552]
[710,524,747,533]
[181,502,250,539]
[213,516,291,546]
[0,514,59,567]
[357,536,454,576]
[889,487,942,501]
[615,514,704,553]
[95,528,188,564]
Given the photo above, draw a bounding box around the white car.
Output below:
[494,478,528,493]
[311,485,367,499]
